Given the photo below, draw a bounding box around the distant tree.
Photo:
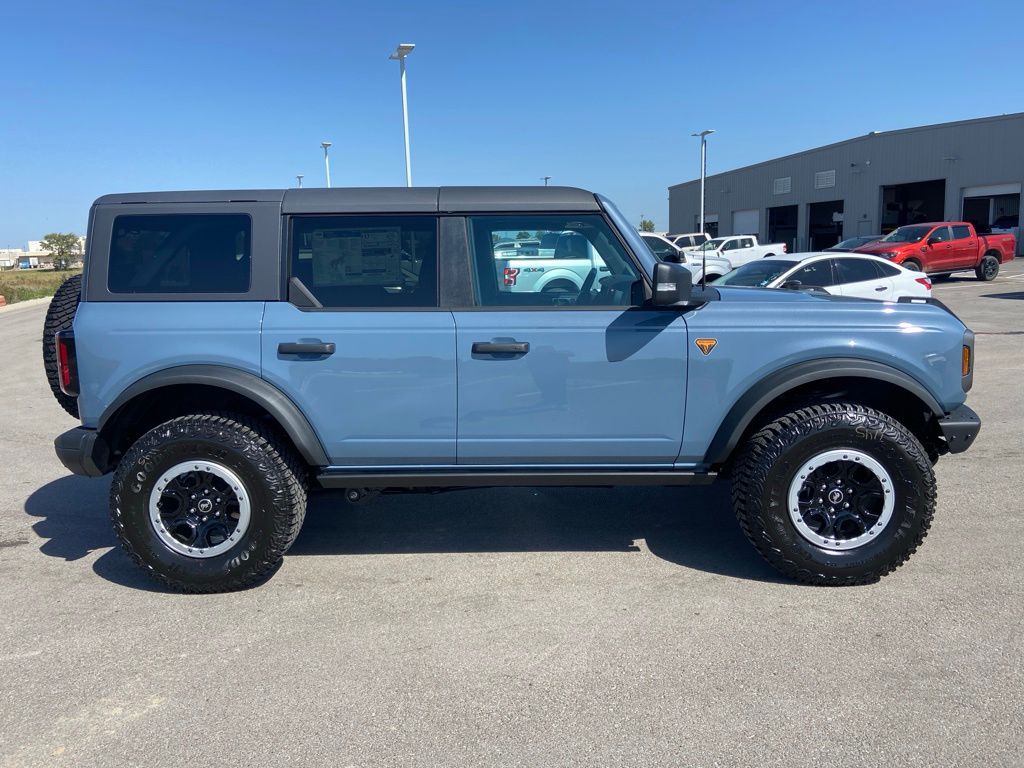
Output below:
[639,217,655,232]
[39,233,83,271]
[516,231,531,240]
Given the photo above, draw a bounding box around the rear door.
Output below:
[261,214,457,466]
[834,257,893,299]
[453,213,688,465]
[948,224,978,268]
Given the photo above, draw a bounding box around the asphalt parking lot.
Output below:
[1,263,1022,767]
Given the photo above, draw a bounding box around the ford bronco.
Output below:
[46,186,980,592]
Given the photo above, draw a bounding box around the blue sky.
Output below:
[1,0,1020,246]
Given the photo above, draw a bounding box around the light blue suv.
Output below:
[45,187,980,592]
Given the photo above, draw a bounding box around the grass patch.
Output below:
[0,269,82,305]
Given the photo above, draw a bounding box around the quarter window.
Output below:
[289,216,438,308]
[108,214,251,294]
[469,215,643,307]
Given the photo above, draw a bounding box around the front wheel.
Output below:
[902,259,922,272]
[975,254,999,281]
[110,414,307,592]
[732,403,935,585]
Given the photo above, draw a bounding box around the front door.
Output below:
[925,225,956,271]
[261,214,457,466]
[454,213,688,465]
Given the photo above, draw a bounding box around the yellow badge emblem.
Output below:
[695,338,718,356]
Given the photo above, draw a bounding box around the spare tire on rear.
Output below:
[43,274,82,418]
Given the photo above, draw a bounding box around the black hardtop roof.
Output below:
[93,186,602,213]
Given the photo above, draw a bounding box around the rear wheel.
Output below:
[110,413,307,592]
[931,273,952,282]
[976,254,1000,281]
[541,279,578,294]
[732,403,935,585]
[42,274,82,418]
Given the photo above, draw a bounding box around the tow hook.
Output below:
[344,488,380,505]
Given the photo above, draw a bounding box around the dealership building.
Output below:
[668,112,1023,254]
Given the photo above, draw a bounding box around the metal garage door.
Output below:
[732,209,759,236]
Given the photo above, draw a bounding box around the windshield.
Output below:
[833,236,876,250]
[698,238,726,252]
[714,260,793,287]
[881,225,931,243]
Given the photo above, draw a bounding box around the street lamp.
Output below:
[541,176,551,186]
[388,43,415,187]
[320,141,332,188]
[691,130,714,235]
[296,174,304,188]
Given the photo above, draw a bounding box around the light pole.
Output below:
[541,176,551,186]
[388,43,415,187]
[296,174,304,188]
[691,130,714,234]
[320,141,332,188]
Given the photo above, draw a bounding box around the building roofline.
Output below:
[668,111,1024,190]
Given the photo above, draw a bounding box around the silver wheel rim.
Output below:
[148,460,251,559]
[787,449,895,551]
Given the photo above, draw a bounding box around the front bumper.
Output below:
[938,404,981,454]
[54,427,111,477]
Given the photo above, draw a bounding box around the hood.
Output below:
[854,240,913,254]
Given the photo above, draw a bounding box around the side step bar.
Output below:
[317,469,717,489]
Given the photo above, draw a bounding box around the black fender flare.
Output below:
[98,365,329,467]
[703,358,945,465]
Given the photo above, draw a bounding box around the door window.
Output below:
[468,214,643,307]
[740,238,754,248]
[929,226,952,243]
[641,235,678,260]
[289,215,438,308]
[951,225,971,240]
[789,259,837,287]
[836,258,882,284]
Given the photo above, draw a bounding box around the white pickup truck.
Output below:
[495,231,610,295]
[684,235,787,267]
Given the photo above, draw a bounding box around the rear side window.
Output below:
[836,258,882,283]
[876,261,901,277]
[290,215,438,308]
[108,214,251,294]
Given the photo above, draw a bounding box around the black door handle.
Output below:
[874,286,887,291]
[278,341,336,356]
[472,341,530,355]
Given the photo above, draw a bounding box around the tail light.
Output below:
[782,244,788,253]
[55,330,79,397]
[503,267,519,286]
[915,276,932,289]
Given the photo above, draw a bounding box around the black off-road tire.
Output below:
[42,274,82,418]
[110,413,307,593]
[732,403,935,586]
[975,254,1000,281]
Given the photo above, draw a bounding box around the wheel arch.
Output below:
[534,268,583,291]
[704,358,945,467]
[98,365,329,469]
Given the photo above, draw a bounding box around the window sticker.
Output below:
[310,228,402,286]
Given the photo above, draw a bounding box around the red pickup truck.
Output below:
[855,222,1015,281]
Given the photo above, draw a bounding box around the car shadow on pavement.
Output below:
[291,482,786,584]
[980,291,1024,300]
[25,476,785,589]
[23,475,173,592]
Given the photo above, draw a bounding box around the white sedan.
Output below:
[713,252,932,301]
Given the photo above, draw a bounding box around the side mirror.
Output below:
[927,236,940,245]
[653,261,693,306]
[781,279,803,290]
